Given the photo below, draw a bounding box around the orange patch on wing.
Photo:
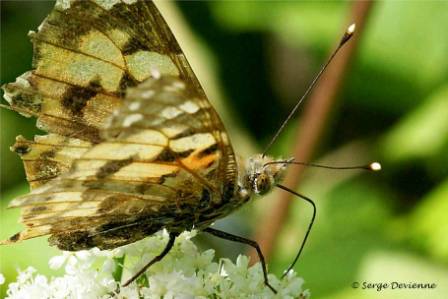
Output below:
[181,151,218,170]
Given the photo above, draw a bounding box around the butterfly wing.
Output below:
[4,75,238,250]
[1,0,238,249]
[10,134,93,189]
[3,0,228,182]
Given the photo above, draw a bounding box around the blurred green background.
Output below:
[1,1,447,298]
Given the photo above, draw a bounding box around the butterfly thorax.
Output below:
[186,155,288,232]
[237,154,289,201]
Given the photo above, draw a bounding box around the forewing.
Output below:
[2,76,237,250]
[2,0,189,141]
[3,0,234,189]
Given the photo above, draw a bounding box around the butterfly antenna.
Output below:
[276,184,316,278]
[265,160,382,172]
[262,24,356,158]
[272,160,380,276]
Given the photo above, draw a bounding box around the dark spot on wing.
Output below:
[12,144,31,155]
[176,149,194,158]
[155,148,176,162]
[9,232,20,242]
[171,128,195,139]
[197,144,218,158]
[154,148,194,162]
[40,149,56,159]
[118,72,139,96]
[122,37,150,55]
[62,80,102,116]
[48,1,97,48]
[96,157,133,179]
[108,1,165,54]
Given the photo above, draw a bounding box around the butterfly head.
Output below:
[239,154,289,198]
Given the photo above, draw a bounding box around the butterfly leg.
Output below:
[122,232,177,287]
[276,184,316,278]
[203,227,277,294]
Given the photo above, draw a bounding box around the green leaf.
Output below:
[409,179,448,262]
[380,85,448,161]
[112,255,126,283]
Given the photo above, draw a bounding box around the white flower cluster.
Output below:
[2,230,310,299]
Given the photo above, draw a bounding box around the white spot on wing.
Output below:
[179,101,199,114]
[114,163,178,181]
[151,68,161,79]
[170,133,216,152]
[163,85,178,92]
[161,125,189,138]
[141,90,155,99]
[123,113,143,127]
[83,142,163,160]
[173,81,185,89]
[161,106,183,119]
[122,129,167,145]
[128,101,141,111]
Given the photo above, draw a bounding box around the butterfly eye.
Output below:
[254,173,271,195]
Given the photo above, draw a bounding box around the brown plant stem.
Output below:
[249,0,375,264]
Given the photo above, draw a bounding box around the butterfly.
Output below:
[0,0,293,292]
[1,0,364,293]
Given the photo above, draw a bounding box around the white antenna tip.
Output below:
[339,23,356,46]
[369,162,381,171]
[347,23,356,35]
